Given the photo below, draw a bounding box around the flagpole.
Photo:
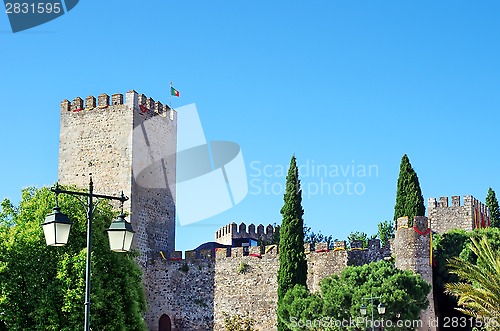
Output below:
[170,81,172,110]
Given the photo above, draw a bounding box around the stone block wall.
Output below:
[145,257,215,331]
[394,216,436,331]
[428,195,490,234]
[58,90,177,331]
[213,240,390,330]
[214,246,279,331]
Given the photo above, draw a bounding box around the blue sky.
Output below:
[1,1,499,252]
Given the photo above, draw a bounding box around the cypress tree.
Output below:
[277,155,307,331]
[486,188,500,227]
[393,154,425,223]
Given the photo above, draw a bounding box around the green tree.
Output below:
[446,236,500,324]
[0,187,146,331]
[377,220,394,247]
[432,229,470,329]
[393,154,425,224]
[279,260,431,331]
[277,156,307,331]
[347,231,371,248]
[277,285,323,331]
[486,188,500,228]
[303,225,334,249]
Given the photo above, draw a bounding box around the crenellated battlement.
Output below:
[60,90,175,120]
[214,222,279,246]
[428,195,490,234]
[428,195,487,210]
[155,238,390,263]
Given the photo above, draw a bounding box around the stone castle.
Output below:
[58,91,491,331]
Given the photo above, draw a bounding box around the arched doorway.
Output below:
[159,314,171,331]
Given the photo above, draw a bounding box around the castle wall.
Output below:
[212,240,389,331]
[214,246,279,331]
[145,258,215,331]
[428,196,489,234]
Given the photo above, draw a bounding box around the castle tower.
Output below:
[214,222,279,246]
[58,90,177,330]
[428,195,490,234]
[394,216,436,331]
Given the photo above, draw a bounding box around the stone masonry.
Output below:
[428,195,490,234]
[58,91,177,331]
[394,216,436,331]
[215,222,279,246]
[129,222,391,330]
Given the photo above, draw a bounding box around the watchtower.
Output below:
[58,90,177,330]
[394,216,436,331]
[428,195,490,234]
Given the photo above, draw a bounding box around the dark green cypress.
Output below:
[393,154,425,223]
[277,156,307,331]
[486,188,500,227]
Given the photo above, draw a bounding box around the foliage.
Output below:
[459,228,500,262]
[279,260,431,331]
[377,220,394,247]
[432,229,470,327]
[433,227,500,329]
[258,223,280,253]
[0,187,147,331]
[179,262,189,274]
[303,225,334,249]
[486,188,500,228]
[277,285,323,331]
[446,236,500,326]
[347,231,372,248]
[222,312,256,331]
[237,261,249,274]
[277,156,307,331]
[393,154,425,224]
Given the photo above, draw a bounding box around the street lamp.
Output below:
[360,294,386,331]
[42,176,134,331]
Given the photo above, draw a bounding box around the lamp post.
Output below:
[42,176,134,331]
[360,295,386,331]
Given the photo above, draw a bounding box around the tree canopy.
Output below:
[0,187,146,331]
[303,225,334,249]
[446,235,500,326]
[486,188,500,228]
[393,154,425,223]
[278,260,431,331]
[347,231,372,248]
[433,227,500,329]
[377,220,394,247]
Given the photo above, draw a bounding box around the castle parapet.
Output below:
[85,96,96,109]
[60,90,175,119]
[428,195,490,234]
[396,216,410,230]
[350,240,363,249]
[214,222,280,246]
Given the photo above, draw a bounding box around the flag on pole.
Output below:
[171,86,180,97]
